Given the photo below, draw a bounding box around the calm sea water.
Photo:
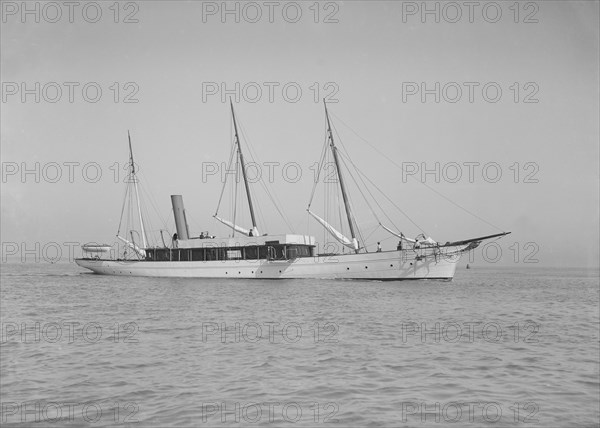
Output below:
[1,263,598,427]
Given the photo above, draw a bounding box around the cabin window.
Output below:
[154,249,164,261]
[192,249,204,261]
[286,245,312,258]
[206,249,217,261]
[258,246,269,259]
[287,246,298,259]
[180,249,190,261]
[267,246,285,260]
[146,244,313,261]
[245,246,259,260]
[227,249,242,260]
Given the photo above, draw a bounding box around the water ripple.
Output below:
[1,264,598,426]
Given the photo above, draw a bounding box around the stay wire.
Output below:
[330,111,505,233]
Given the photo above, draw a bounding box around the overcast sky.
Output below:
[2,1,599,267]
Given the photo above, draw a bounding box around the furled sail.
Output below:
[214,215,259,237]
[380,224,438,246]
[380,224,416,243]
[308,210,359,250]
[420,236,438,245]
[117,235,146,258]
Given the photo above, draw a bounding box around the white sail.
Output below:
[380,224,438,245]
[214,215,259,237]
[421,236,437,245]
[308,210,358,250]
[117,235,146,258]
[380,223,416,243]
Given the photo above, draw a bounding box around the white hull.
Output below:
[75,248,463,280]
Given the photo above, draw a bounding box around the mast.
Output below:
[230,100,258,235]
[128,131,148,249]
[324,100,358,253]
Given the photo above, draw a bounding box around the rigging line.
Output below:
[238,124,296,233]
[142,188,163,244]
[337,151,382,225]
[232,153,240,237]
[256,177,294,232]
[327,122,373,247]
[128,179,136,239]
[139,186,166,230]
[308,128,331,208]
[236,120,266,230]
[336,148,426,235]
[138,173,170,231]
[139,195,154,247]
[350,198,368,251]
[255,186,268,235]
[334,154,362,233]
[215,142,237,215]
[236,112,295,232]
[255,184,268,231]
[165,209,175,233]
[336,187,345,238]
[334,186,348,253]
[330,122,427,234]
[330,111,505,232]
[340,150,402,233]
[127,184,134,236]
[243,137,294,232]
[364,223,380,244]
[328,119,371,244]
[189,217,205,237]
[138,182,150,246]
[168,206,175,235]
[246,145,289,231]
[116,175,130,236]
[322,149,329,250]
[356,162,428,235]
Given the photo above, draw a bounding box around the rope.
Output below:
[236,112,295,233]
[232,154,239,237]
[116,173,130,236]
[308,129,330,208]
[215,143,236,215]
[330,111,505,233]
[337,148,427,235]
